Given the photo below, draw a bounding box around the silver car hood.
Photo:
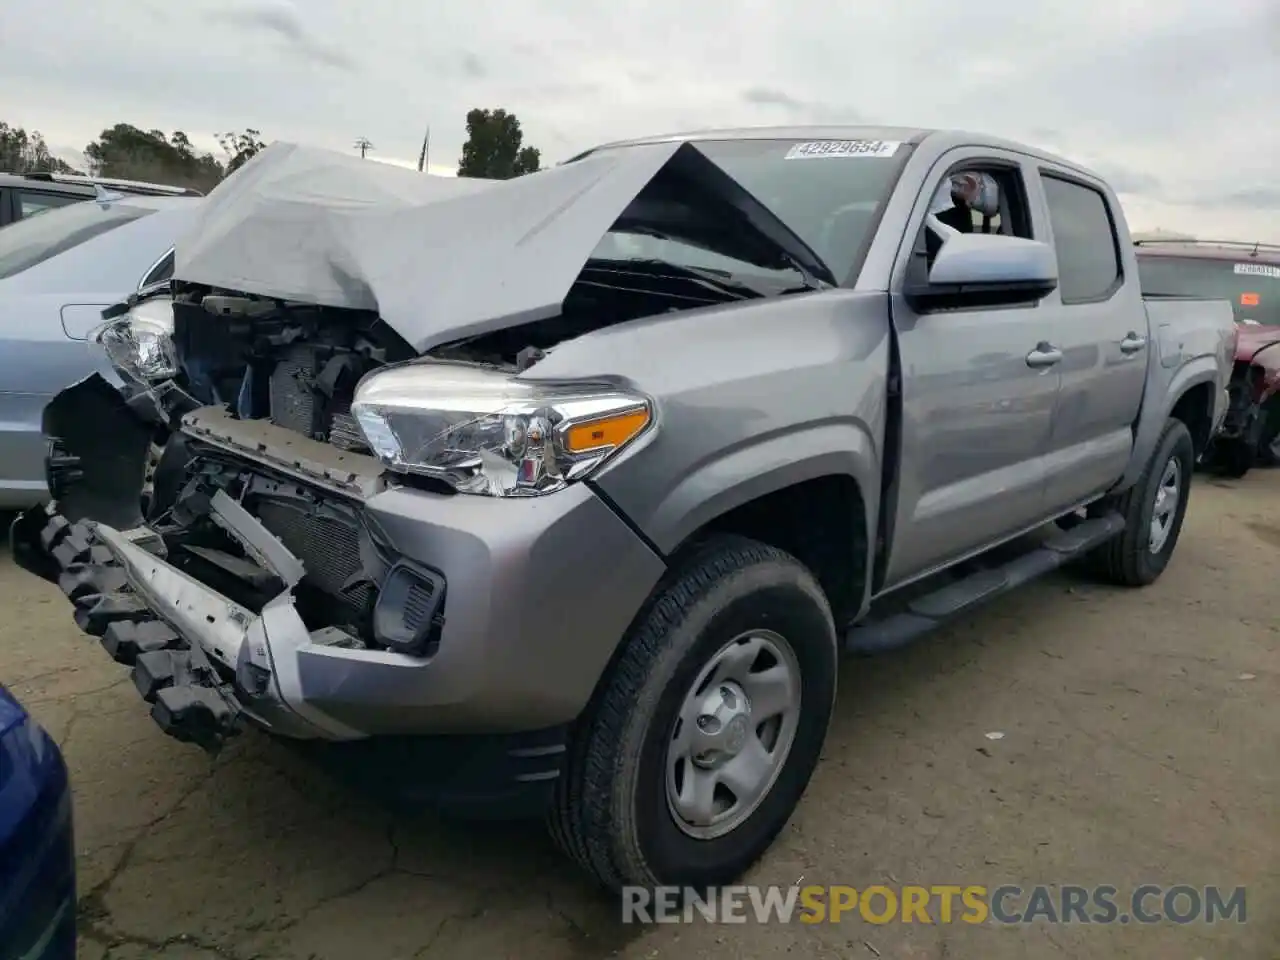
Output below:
[173,140,833,353]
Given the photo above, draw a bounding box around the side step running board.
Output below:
[846,513,1124,655]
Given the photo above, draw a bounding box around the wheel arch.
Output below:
[1114,361,1222,493]
[673,473,872,627]
[1168,380,1216,460]
[578,467,874,724]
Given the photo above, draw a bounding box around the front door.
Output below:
[881,150,1060,588]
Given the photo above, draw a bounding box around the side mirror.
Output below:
[906,232,1059,312]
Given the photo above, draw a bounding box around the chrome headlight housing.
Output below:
[93,297,179,382]
[350,362,654,497]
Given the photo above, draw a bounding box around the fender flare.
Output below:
[623,419,882,607]
[1114,358,1221,492]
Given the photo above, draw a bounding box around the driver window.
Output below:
[918,165,1034,270]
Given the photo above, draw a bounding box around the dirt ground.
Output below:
[3,472,1278,960]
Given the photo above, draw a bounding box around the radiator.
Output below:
[253,497,375,616]
[269,346,321,437]
[269,348,368,451]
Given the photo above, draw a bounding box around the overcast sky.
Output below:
[2,0,1277,239]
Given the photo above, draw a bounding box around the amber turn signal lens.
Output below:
[564,408,651,453]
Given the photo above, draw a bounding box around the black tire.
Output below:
[1086,419,1194,587]
[548,535,839,892]
[1216,437,1255,478]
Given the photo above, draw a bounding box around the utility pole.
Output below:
[353,137,374,160]
[416,126,430,173]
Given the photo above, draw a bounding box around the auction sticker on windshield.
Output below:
[785,140,902,160]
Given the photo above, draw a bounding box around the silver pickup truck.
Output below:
[12,128,1236,893]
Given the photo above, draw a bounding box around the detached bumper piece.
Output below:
[1218,365,1261,442]
[37,513,240,753]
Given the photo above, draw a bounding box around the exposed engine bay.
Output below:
[50,264,798,653]
[38,143,825,660]
[9,137,852,752]
[171,293,413,453]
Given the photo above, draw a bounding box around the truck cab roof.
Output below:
[573,125,1101,183]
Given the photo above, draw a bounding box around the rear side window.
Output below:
[1041,174,1122,304]
[18,190,82,219]
[0,200,153,280]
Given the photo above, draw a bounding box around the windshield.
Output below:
[1136,254,1280,327]
[592,137,910,284]
[0,200,155,281]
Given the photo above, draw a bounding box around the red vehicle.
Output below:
[1136,239,1280,476]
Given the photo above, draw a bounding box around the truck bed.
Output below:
[1142,295,1236,371]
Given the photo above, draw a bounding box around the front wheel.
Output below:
[549,535,838,892]
[1086,418,1194,586]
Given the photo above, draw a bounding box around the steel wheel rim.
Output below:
[1148,456,1181,554]
[664,629,803,840]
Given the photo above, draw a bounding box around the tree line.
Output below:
[1,107,542,190]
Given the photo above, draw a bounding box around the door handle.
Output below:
[1119,332,1148,355]
[1026,343,1063,369]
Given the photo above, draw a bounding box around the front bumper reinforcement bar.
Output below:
[33,511,241,752]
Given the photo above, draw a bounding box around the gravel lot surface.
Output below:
[3,471,1277,959]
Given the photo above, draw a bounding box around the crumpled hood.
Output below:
[1235,324,1280,363]
[172,140,832,353]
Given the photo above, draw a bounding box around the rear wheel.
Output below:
[549,535,838,891]
[1086,418,1194,587]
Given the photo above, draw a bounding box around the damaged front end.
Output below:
[12,289,445,753]
[12,135,843,755]
[1207,334,1280,471]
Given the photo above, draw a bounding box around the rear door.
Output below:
[882,147,1061,587]
[1034,171,1147,512]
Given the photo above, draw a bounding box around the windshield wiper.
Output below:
[620,223,830,294]
[584,257,768,300]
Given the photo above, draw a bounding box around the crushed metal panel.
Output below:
[172,139,685,351]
